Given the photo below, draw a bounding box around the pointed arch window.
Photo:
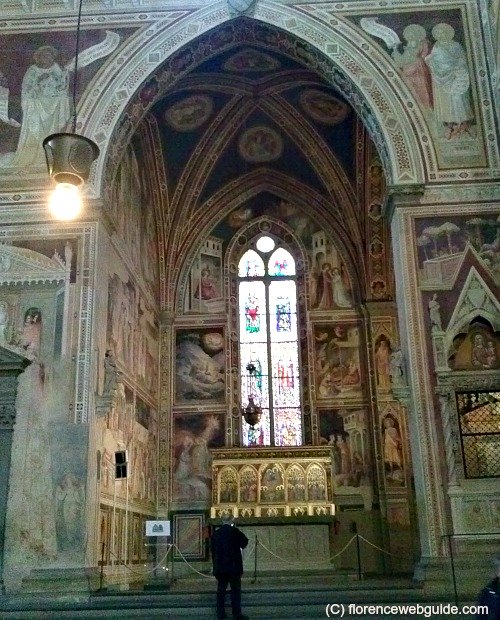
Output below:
[238,236,302,447]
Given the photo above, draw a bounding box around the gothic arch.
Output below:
[174,178,365,313]
[82,5,428,197]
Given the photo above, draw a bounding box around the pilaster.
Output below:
[0,348,31,595]
[389,186,448,562]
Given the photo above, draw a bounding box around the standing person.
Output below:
[476,555,500,619]
[211,515,249,620]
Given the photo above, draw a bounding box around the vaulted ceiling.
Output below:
[109,18,388,306]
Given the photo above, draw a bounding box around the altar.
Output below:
[209,446,335,570]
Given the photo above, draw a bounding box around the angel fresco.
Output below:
[0,32,120,171]
[360,17,474,140]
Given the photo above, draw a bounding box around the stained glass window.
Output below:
[238,249,265,277]
[238,239,302,447]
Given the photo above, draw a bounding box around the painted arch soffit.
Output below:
[87,4,428,197]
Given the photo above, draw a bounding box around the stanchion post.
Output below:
[170,540,175,586]
[253,534,258,583]
[99,541,105,591]
[351,522,362,581]
[446,534,458,606]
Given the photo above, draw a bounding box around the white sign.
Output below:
[145,520,171,537]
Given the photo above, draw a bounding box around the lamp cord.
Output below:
[72,0,84,133]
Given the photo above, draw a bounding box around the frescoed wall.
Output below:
[0,29,124,176]
[172,413,225,504]
[354,9,487,169]
[109,136,160,303]
[0,0,497,596]
[175,329,225,404]
[0,233,91,590]
[415,214,500,288]
[314,324,362,400]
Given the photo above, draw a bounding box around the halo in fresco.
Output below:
[300,89,349,125]
[164,95,214,131]
[238,126,283,163]
[224,48,280,72]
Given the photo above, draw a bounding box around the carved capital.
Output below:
[384,184,425,220]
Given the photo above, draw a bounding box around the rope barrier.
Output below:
[107,544,174,577]
[357,534,398,557]
[171,543,213,579]
[102,532,399,583]
[255,534,356,567]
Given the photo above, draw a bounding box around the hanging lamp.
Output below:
[242,362,262,428]
[43,0,99,219]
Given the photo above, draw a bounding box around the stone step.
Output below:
[1,574,477,620]
[0,600,479,620]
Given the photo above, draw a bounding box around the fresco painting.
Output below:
[314,324,362,398]
[450,322,499,371]
[224,49,280,72]
[164,94,214,131]
[238,126,283,163]
[110,138,159,300]
[319,408,370,490]
[300,89,350,125]
[1,237,91,572]
[187,244,224,314]
[0,30,121,173]
[209,200,354,315]
[107,272,158,397]
[357,10,487,168]
[172,413,224,503]
[381,413,405,486]
[175,329,225,403]
[415,214,500,287]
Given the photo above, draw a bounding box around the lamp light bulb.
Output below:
[49,182,82,220]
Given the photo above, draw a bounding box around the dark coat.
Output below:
[211,523,249,577]
[477,576,500,620]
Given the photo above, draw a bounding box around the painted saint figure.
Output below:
[425,22,474,139]
[331,267,352,307]
[0,46,70,169]
[0,32,119,171]
[194,267,219,300]
[316,262,334,309]
[383,416,403,481]
[0,301,8,344]
[471,333,494,369]
[21,308,42,354]
[428,293,443,332]
[375,338,391,391]
[391,24,433,109]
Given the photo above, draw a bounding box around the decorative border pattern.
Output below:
[171,511,207,560]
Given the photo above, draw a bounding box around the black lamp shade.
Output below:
[43,132,100,186]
